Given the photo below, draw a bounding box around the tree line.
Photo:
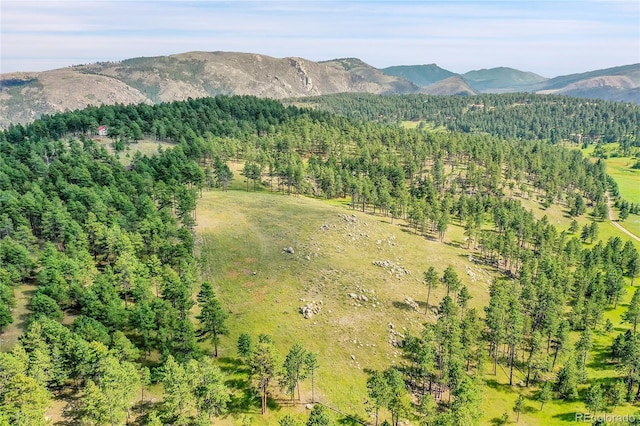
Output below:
[292,92,640,147]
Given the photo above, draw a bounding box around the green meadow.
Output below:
[193,165,640,425]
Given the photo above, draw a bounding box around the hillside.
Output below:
[539,63,640,91]
[381,63,640,101]
[195,187,493,424]
[421,75,477,96]
[461,66,548,92]
[381,64,457,87]
[319,57,419,94]
[2,51,639,128]
[0,52,419,129]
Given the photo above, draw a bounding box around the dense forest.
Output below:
[292,93,640,148]
[0,94,639,425]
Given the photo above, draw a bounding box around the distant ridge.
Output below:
[1,50,638,128]
[461,67,548,92]
[381,64,457,87]
[540,64,640,90]
[422,76,477,96]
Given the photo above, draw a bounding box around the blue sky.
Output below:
[1,0,639,77]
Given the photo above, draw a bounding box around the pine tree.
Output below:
[584,383,605,415]
[623,288,640,335]
[237,333,253,360]
[423,266,439,312]
[306,404,333,426]
[442,266,461,296]
[513,394,525,423]
[305,352,319,403]
[281,343,308,402]
[196,281,228,357]
[555,359,579,400]
[249,335,279,415]
[536,381,553,411]
[366,370,391,426]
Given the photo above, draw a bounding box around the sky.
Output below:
[1,0,639,77]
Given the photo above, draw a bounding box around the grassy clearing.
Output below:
[96,138,177,166]
[196,187,495,425]
[605,156,640,203]
[195,179,640,425]
[604,156,640,238]
[580,143,640,239]
[0,283,36,352]
[400,121,448,132]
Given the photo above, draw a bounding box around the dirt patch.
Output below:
[226,270,240,279]
[252,288,266,303]
[1,283,36,352]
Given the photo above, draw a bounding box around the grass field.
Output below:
[97,137,177,166]
[194,174,640,425]
[580,143,640,239]
[195,187,497,425]
[603,156,640,238]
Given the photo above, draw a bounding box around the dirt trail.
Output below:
[606,193,640,243]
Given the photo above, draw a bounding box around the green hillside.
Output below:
[1,95,639,426]
[462,67,548,92]
[381,64,457,87]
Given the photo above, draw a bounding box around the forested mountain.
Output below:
[381,64,457,86]
[1,94,639,425]
[1,50,638,128]
[461,67,548,92]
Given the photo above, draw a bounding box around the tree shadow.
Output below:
[444,240,462,248]
[226,380,261,414]
[392,300,419,312]
[587,341,615,370]
[484,378,512,394]
[53,386,83,426]
[338,413,369,425]
[489,415,509,426]
[267,395,280,411]
[552,411,579,422]
[218,356,244,373]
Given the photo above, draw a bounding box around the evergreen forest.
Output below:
[1,93,639,425]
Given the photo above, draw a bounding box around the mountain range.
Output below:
[1,51,638,128]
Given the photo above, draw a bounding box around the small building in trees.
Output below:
[97,125,108,136]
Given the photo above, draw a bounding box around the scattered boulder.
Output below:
[283,246,294,254]
[299,301,322,319]
[373,259,411,277]
[404,296,419,311]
